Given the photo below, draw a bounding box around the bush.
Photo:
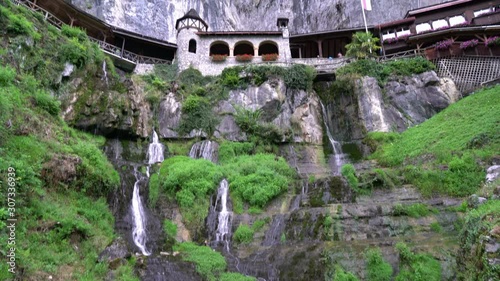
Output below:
[395,243,441,281]
[341,164,358,189]
[365,248,393,281]
[33,90,61,116]
[233,224,254,244]
[163,219,178,238]
[174,242,227,281]
[223,154,295,207]
[330,265,360,281]
[61,25,87,42]
[0,65,16,87]
[60,38,89,67]
[284,64,316,91]
[218,141,255,164]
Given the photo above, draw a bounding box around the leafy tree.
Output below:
[345,32,381,59]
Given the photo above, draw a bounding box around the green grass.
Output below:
[330,265,360,281]
[392,203,436,218]
[395,243,441,281]
[365,248,393,281]
[219,272,256,281]
[370,86,500,196]
[174,242,227,281]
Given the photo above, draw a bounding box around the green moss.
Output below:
[395,243,441,281]
[219,272,256,281]
[330,265,360,281]
[393,203,436,218]
[341,164,358,190]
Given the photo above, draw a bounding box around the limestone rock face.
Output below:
[217,78,323,144]
[323,71,461,142]
[61,76,152,138]
[158,93,182,138]
[70,0,447,43]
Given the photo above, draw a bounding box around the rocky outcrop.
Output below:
[158,93,182,138]
[323,71,461,142]
[61,76,152,138]
[70,0,447,43]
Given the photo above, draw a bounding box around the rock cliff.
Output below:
[68,0,448,42]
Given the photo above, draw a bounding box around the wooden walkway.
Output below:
[12,0,171,67]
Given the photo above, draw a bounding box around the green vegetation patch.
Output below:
[395,242,441,281]
[174,242,227,281]
[365,248,393,281]
[233,224,254,244]
[219,272,256,281]
[392,203,436,218]
[369,86,499,196]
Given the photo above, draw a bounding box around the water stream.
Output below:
[320,101,349,175]
[131,166,151,256]
[188,140,218,163]
[102,60,108,85]
[215,179,231,243]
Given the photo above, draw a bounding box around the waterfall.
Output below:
[189,140,219,163]
[102,60,108,85]
[131,167,151,256]
[320,101,348,175]
[148,130,164,165]
[215,179,231,243]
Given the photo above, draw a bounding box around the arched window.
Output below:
[188,39,197,53]
[258,41,279,55]
[234,41,254,56]
[209,41,230,56]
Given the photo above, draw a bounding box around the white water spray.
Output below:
[131,167,151,256]
[320,101,348,175]
[215,179,231,242]
[102,60,108,85]
[189,140,218,163]
[148,130,164,165]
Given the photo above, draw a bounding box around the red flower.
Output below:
[236,54,253,62]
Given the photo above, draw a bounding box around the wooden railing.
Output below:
[11,0,171,66]
[378,49,425,62]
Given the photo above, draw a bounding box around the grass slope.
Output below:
[369,86,499,196]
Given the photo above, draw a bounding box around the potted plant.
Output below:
[460,39,479,55]
[435,39,453,57]
[262,53,278,61]
[236,54,253,62]
[210,54,227,62]
[485,36,500,56]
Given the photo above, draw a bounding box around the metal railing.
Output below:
[12,0,171,66]
[378,49,425,62]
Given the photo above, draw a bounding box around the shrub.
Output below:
[60,38,89,67]
[174,242,227,281]
[233,224,254,244]
[163,219,178,238]
[0,65,16,86]
[331,265,360,281]
[284,64,316,91]
[61,25,87,42]
[178,95,219,137]
[218,141,255,164]
[395,243,441,281]
[341,164,358,189]
[251,219,267,231]
[365,248,393,281]
[345,32,381,59]
[33,90,61,116]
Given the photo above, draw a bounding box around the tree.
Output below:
[345,32,381,59]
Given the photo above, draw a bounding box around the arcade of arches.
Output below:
[209,40,280,57]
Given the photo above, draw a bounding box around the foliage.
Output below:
[220,64,316,91]
[345,32,381,59]
[251,219,267,231]
[457,200,500,280]
[365,248,393,281]
[174,242,227,281]
[163,219,178,238]
[392,203,436,218]
[0,65,16,86]
[219,272,256,281]
[233,224,254,244]
[485,36,500,47]
[218,141,255,164]
[395,243,441,281]
[0,5,40,40]
[61,24,87,42]
[233,106,287,144]
[341,164,358,189]
[329,265,360,281]
[223,153,295,207]
[335,57,435,86]
[178,94,219,137]
[33,89,61,116]
[370,86,499,196]
[460,39,479,50]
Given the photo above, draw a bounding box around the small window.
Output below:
[188,39,196,53]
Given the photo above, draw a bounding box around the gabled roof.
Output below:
[176,9,208,30]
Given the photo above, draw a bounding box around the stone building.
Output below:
[175,9,292,76]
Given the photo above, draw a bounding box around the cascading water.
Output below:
[320,101,349,175]
[215,179,231,243]
[131,166,151,256]
[148,130,165,165]
[102,60,108,85]
[189,140,219,163]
